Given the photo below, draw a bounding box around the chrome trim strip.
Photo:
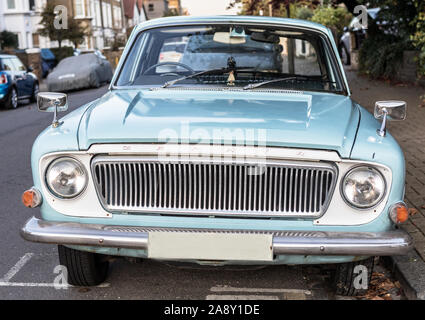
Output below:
[21,217,413,256]
[90,156,338,218]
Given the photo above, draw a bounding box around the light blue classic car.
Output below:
[21,16,412,296]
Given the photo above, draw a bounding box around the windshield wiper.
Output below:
[161,67,256,88]
[243,76,336,90]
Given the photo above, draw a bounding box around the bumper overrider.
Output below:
[21,217,412,258]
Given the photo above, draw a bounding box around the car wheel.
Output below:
[30,82,39,103]
[58,245,109,287]
[6,87,18,109]
[333,257,374,296]
[341,45,350,65]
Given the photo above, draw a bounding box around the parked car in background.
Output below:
[74,48,108,60]
[0,54,39,109]
[339,8,381,65]
[41,49,57,78]
[47,53,113,92]
[22,16,412,296]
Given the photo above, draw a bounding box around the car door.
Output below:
[11,57,33,97]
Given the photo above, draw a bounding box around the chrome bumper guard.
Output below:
[21,217,413,256]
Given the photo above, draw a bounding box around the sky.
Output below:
[180,0,241,16]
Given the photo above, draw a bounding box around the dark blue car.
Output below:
[0,54,39,109]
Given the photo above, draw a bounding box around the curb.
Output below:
[383,251,425,300]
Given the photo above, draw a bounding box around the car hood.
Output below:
[78,89,360,158]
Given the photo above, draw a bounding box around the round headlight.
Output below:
[46,157,87,199]
[341,166,386,209]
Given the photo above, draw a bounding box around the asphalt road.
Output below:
[0,86,395,300]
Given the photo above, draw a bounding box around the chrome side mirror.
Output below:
[37,92,68,128]
[374,101,406,137]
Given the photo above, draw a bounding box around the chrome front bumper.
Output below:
[21,217,413,256]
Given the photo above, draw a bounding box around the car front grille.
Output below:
[91,156,337,218]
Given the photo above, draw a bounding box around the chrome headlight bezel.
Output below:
[341,166,387,209]
[45,157,88,199]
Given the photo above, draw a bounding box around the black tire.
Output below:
[58,245,109,287]
[30,82,39,103]
[6,87,18,109]
[340,44,351,65]
[333,257,374,296]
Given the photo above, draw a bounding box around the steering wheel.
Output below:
[143,62,194,75]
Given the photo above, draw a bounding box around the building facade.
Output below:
[123,0,147,29]
[0,0,126,50]
[144,0,167,20]
[0,0,41,49]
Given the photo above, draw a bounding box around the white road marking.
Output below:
[0,253,111,289]
[209,285,311,295]
[1,253,34,283]
[206,295,280,300]
[207,286,311,300]
[0,282,110,288]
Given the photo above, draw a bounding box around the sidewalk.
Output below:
[346,69,425,299]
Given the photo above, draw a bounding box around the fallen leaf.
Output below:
[421,205,425,209]
[409,208,419,216]
[371,296,384,300]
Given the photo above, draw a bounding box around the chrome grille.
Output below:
[92,157,337,218]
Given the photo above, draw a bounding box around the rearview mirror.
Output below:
[37,92,68,128]
[213,32,246,44]
[374,100,406,136]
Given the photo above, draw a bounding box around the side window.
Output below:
[11,58,26,71]
[2,59,15,71]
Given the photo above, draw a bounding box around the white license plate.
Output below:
[148,232,273,261]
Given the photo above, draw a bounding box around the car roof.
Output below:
[134,15,331,35]
[0,54,16,59]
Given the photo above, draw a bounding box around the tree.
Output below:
[164,8,180,17]
[0,31,19,50]
[228,0,320,18]
[67,18,90,49]
[310,6,352,39]
[38,1,67,49]
[38,1,90,50]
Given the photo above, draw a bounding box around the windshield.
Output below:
[116,24,345,93]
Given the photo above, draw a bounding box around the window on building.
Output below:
[148,4,154,12]
[75,0,86,17]
[93,0,101,27]
[7,0,16,10]
[113,6,122,29]
[102,3,112,28]
[29,0,35,11]
[32,34,40,48]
